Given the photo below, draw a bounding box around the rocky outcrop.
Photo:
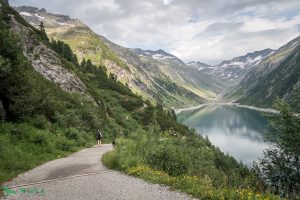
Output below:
[9,15,93,99]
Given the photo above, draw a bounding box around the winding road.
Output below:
[2,144,194,200]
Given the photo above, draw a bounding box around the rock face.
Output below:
[9,16,88,96]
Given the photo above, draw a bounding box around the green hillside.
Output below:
[0,0,189,184]
[48,25,212,108]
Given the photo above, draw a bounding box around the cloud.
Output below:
[9,0,300,65]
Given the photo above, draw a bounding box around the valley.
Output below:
[15,6,300,113]
[1,1,300,199]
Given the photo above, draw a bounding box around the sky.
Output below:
[10,0,300,65]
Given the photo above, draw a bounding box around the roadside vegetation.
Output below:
[103,100,300,200]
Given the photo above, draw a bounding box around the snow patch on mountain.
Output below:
[20,11,32,17]
[34,13,44,20]
[152,53,176,60]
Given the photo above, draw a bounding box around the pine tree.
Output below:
[80,58,86,69]
[171,109,177,120]
[39,21,48,41]
[86,59,94,72]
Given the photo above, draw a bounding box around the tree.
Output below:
[254,100,300,199]
[148,110,161,135]
[86,59,94,72]
[39,21,48,41]
[80,58,86,69]
[171,109,177,120]
[109,73,117,81]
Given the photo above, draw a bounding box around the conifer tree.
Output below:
[39,21,48,41]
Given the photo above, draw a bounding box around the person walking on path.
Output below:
[96,129,103,146]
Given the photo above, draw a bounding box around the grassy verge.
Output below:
[102,132,281,200]
[0,121,95,187]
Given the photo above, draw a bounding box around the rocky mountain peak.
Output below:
[131,48,182,64]
[15,6,84,28]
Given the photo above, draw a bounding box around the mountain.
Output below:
[186,61,215,74]
[228,36,300,112]
[127,48,225,96]
[1,3,253,196]
[214,49,275,82]
[15,6,223,108]
[188,49,275,86]
[0,0,195,183]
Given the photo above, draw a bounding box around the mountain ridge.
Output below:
[228,35,300,112]
[187,48,275,87]
[15,6,223,108]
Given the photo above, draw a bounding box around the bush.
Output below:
[32,132,48,145]
[101,150,119,169]
[55,139,74,152]
[145,144,189,176]
[64,128,79,140]
[30,115,50,130]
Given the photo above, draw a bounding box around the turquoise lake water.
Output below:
[177,105,270,163]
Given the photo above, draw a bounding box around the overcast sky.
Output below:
[10,0,300,65]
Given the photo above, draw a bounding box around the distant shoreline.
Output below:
[174,103,279,115]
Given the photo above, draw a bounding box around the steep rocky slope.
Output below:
[8,7,92,101]
[15,6,220,108]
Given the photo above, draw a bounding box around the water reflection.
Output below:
[177,105,270,163]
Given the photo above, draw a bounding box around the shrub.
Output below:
[30,115,50,130]
[32,132,48,145]
[102,150,119,169]
[64,128,79,140]
[56,139,74,151]
[145,144,189,176]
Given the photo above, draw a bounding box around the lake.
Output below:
[177,105,271,163]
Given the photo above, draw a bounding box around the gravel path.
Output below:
[2,144,195,200]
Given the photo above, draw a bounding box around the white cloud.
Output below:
[10,0,300,65]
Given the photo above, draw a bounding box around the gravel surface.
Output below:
[2,144,195,200]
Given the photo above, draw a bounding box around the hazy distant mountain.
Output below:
[186,61,214,72]
[228,36,300,112]
[129,48,225,93]
[213,49,275,81]
[100,37,225,104]
[188,49,275,86]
